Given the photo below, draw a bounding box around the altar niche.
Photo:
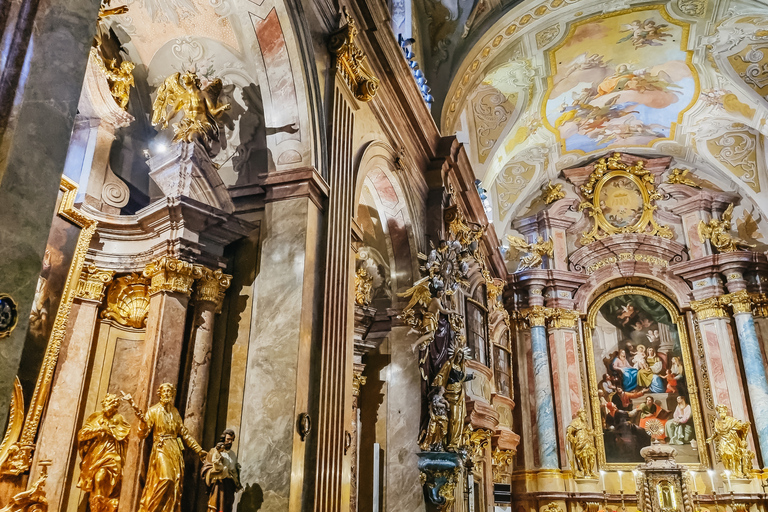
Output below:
[585,286,709,470]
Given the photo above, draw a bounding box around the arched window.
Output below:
[494,329,512,397]
[466,284,489,366]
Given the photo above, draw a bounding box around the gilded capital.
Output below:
[547,308,580,330]
[522,306,550,327]
[76,264,115,302]
[328,7,379,101]
[143,256,201,296]
[492,448,516,482]
[194,266,232,312]
[352,372,367,397]
[723,290,753,315]
[690,296,728,321]
[751,293,768,318]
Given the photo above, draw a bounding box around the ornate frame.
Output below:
[0,177,97,474]
[584,286,709,470]
[578,154,673,245]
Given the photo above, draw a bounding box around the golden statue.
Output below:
[565,409,598,477]
[354,267,373,306]
[398,278,458,352]
[706,405,754,478]
[122,383,206,512]
[0,461,50,512]
[419,386,449,451]
[431,345,474,451]
[666,168,700,188]
[76,393,131,512]
[506,234,554,271]
[541,181,565,204]
[151,72,230,155]
[91,49,134,110]
[698,204,756,253]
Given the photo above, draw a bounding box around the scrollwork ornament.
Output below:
[492,448,516,482]
[328,7,379,101]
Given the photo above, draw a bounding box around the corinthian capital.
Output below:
[194,266,232,312]
[76,264,115,302]
[143,256,201,296]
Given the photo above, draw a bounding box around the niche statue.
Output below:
[201,429,243,512]
[566,409,598,478]
[706,404,754,478]
[121,383,206,512]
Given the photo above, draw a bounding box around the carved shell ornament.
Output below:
[101,274,150,328]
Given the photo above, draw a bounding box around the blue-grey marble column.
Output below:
[730,296,768,467]
[529,308,559,469]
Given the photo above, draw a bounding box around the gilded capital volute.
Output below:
[690,296,728,321]
[194,266,232,312]
[76,264,115,302]
[547,308,580,330]
[143,256,201,296]
[751,293,768,318]
[723,290,753,315]
[523,306,550,327]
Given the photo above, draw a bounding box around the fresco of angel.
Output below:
[698,204,756,253]
[506,235,553,272]
[152,71,231,156]
[618,19,672,49]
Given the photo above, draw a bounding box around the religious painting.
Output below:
[17,178,96,423]
[585,287,708,468]
[543,6,697,154]
[599,176,644,229]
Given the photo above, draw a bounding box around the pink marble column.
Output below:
[183,267,231,441]
[32,265,113,512]
[119,257,196,512]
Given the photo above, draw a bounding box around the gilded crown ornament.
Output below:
[152,71,230,156]
[698,204,756,253]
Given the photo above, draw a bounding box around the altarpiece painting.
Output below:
[586,287,708,468]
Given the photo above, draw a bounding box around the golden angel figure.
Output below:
[565,409,597,478]
[122,384,206,512]
[666,168,700,188]
[698,204,756,253]
[398,277,457,352]
[77,394,131,512]
[706,404,754,478]
[541,181,565,204]
[151,72,230,156]
[506,235,554,271]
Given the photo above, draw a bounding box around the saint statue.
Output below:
[419,386,449,451]
[566,409,598,478]
[122,383,206,512]
[201,429,242,512]
[706,404,754,478]
[76,393,131,512]
[431,345,474,451]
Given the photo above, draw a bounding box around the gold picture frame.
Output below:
[0,177,97,474]
[584,286,709,470]
[578,153,672,245]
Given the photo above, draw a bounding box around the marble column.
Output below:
[119,256,197,512]
[0,0,103,427]
[545,309,582,468]
[526,307,559,469]
[724,291,768,467]
[183,267,231,441]
[32,264,113,512]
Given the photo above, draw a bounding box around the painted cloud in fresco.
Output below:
[544,8,696,153]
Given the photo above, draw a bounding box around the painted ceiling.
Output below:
[438,0,768,262]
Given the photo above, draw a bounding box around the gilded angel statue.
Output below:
[151,72,230,156]
[398,277,457,352]
[698,204,755,253]
[666,168,700,188]
[506,235,554,271]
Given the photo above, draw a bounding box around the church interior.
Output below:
[1,0,768,510]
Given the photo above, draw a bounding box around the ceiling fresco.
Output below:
[439,0,768,255]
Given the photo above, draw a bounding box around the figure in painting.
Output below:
[202,429,242,512]
[706,405,754,478]
[698,204,756,253]
[665,396,693,445]
[77,394,131,512]
[431,345,474,451]
[152,72,231,156]
[121,383,206,512]
[617,19,672,49]
[566,409,598,477]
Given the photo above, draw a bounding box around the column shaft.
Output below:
[183,301,217,441]
[530,321,558,469]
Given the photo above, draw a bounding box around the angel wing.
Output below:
[698,220,712,243]
[506,234,532,252]
[397,277,432,312]
[151,73,185,128]
[722,203,734,223]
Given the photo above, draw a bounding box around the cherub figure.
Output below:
[506,234,554,272]
[541,181,565,204]
[618,19,672,49]
[92,50,134,110]
[151,71,231,156]
[698,204,756,253]
[398,278,458,352]
[666,168,700,188]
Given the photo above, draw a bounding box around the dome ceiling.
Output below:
[439,0,768,256]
